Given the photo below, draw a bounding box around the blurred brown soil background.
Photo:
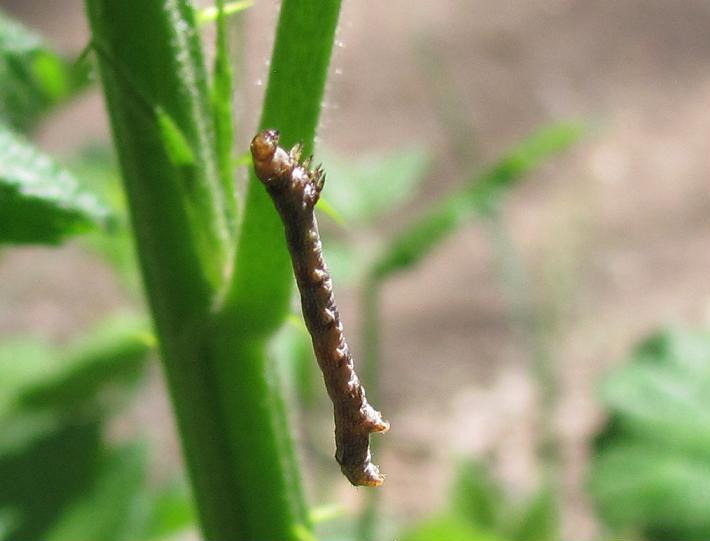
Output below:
[2,1,710,539]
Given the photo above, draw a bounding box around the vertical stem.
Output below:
[210,0,345,537]
[85,0,241,536]
[85,1,308,539]
[484,213,560,488]
[211,0,238,233]
[212,0,344,534]
[227,0,344,326]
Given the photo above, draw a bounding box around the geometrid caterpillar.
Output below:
[251,129,389,487]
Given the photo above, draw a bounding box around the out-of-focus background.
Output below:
[2,1,710,540]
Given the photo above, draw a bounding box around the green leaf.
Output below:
[0,126,109,244]
[0,340,54,417]
[0,8,42,54]
[0,316,154,540]
[589,327,710,540]
[197,1,254,24]
[47,446,196,541]
[308,504,346,524]
[17,315,154,412]
[0,420,102,541]
[506,487,559,541]
[451,460,502,531]
[47,444,148,541]
[370,122,585,280]
[68,145,123,206]
[142,478,196,541]
[0,8,89,131]
[591,443,710,541]
[0,315,152,453]
[321,148,430,225]
[0,507,20,541]
[0,410,65,457]
[315,195,346,226]
[400,515,507,541]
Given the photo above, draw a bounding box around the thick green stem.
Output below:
[85,1,240,538]
[85,1,311,539]
[88,0,344,537]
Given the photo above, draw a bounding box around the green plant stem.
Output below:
[226,0,343,323]
[211,0,237,232]
[214,0,343,537]
[85,1,241,538]
[85,1,315,539]
[484,213,560,491]
[213,0,342,534]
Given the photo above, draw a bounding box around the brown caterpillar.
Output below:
[250,129,389,487]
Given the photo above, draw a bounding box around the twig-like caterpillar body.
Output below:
[251,129,389,487]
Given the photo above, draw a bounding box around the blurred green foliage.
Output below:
[400,460,558,541]
[0,316,172,541]
[318,122,584,288]
[452,461,503,530]
[322,148,431,226]
[590,327,710,541]
[68,146,140,291]
[0,126,109,244]
[0,8,89,132]
[370,122,585,281]
[401,515,505,541]
[197,1,253,24]
[0,7,107,247]
[46,444,195,541]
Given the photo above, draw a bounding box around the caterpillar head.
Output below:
[251,129,292,182]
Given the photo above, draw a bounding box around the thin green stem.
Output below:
[213,0,344,537]
[484,213,560,490]
[226,0,343,325]
[212,0,238,234]
[212,0,343,534]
